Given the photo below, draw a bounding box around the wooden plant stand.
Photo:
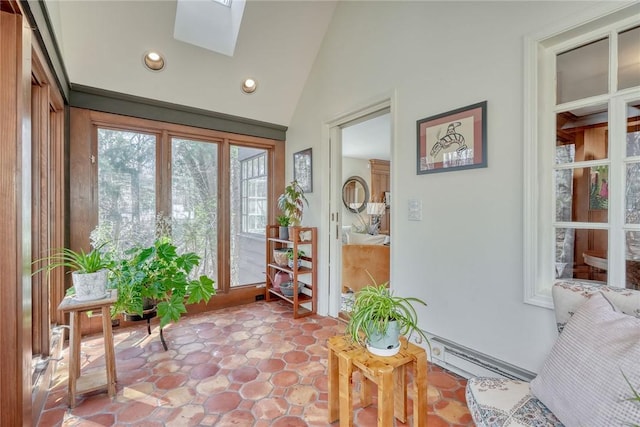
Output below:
[57,290,118,408]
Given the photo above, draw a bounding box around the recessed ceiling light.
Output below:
[143,51,165,72]
[242,78,257,94]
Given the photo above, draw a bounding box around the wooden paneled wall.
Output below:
[0,9,33,425]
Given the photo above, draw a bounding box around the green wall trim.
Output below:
[70,85,287,141]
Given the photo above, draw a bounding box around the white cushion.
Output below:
[552,280,640,333]
[465,377,562,427]
[530,292,640,426]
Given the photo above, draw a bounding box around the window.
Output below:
[239,150,267,234]
[230,146,267,287]
[98,128,157,250]
[171,137,219,285]
[525,8,640,307]
[82,111,278,302]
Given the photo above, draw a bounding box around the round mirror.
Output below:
[342,176,369,213]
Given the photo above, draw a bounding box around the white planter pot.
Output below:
[367,320,401,356]
[288,258,302,269]
[72,270,108,301]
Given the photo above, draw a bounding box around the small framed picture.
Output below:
[293,148,313,193]
[417,101,487,174]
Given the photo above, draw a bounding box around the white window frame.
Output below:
[240,152,267,235]
[523,3,640,308]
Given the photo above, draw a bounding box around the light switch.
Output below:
[408,199,422,221]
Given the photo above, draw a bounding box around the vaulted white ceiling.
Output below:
[44,0,338,127]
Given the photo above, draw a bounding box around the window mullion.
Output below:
[555,94,611,114]
[609,29,618,95]
[608,97,626,286]
[159,131,171,218]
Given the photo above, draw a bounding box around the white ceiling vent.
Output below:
[174,0,246,57]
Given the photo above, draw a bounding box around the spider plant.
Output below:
[32,244,115,301]
[34,244,114,275]
[346,280,429,348]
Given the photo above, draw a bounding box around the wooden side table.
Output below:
[328,335,428,427]
[57,289,118,408]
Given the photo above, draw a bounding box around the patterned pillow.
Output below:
[552,280,640,333]
[530,292,640,426]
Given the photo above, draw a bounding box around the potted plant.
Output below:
[111,237,215,328]
[34,245,114,301]
[346,281,429,356]
[287,249,305,269]
[276,215,291,240]
[277,180,308,229]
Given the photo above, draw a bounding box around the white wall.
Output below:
[341,157,370,229]
[286,1,625,373]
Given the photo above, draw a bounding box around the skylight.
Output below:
[174,0,245,57]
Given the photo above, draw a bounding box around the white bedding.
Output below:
[344,231,390,245]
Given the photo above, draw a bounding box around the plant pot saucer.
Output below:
[366,342,400,357]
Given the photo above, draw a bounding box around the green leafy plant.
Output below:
[286,249,306,269]
[346,278,429,348]
[276,215,291,227]
[277,180,308,226]
[286,249,305,260]
[34,244,114,275]
[622,371,640,427]
[111,237,215,327]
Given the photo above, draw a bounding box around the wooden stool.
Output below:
[58,289,118,408]
[328,335,428,427]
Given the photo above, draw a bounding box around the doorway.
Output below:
[326,100,392,317]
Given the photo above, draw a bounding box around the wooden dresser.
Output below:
[369,159,390,235]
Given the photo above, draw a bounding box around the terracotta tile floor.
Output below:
[38,300,473,426]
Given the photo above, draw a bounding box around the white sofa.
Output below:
[465,280,640,426]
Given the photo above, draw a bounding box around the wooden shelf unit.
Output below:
[266,225,317,318]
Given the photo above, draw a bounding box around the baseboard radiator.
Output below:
[429,335,535,382]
